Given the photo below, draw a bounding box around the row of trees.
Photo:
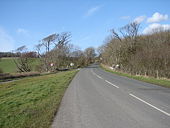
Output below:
[0,52,21,57]
[99,22,170,78]
[14,32,96,72]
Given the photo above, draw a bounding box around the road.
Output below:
[52,64,170,128]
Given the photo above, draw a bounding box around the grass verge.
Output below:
[100,64,170,88]
[0,70,78,128]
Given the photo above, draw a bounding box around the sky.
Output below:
[0,0,170,52]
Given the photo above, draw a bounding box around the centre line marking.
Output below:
[96,75,103,79]
[105,80,119,88]
[129,93,170,117]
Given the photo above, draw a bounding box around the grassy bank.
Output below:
[0,70,78,128]
[100,64,170,88]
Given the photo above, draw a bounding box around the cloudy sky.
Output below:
[0,0,170,52]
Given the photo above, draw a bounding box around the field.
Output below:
[0,57,40,73]
[0,70,77,128]
[101,64,170,88]
[0,58,17,73]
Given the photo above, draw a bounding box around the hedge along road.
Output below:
[52,64,170,128]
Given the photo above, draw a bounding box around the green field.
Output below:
[0,58,17,73]
[0,57,40,73]
[0,70,77,128]
[100,64,170,88]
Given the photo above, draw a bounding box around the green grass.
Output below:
[100,64,170,88]
[0,57,40,73]
[0,58,17,73]
[0,70,78,128]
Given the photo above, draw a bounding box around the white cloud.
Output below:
[147,12,168,23]
[120,16,130,20]
[17,28,29,36]
[134,16,146,23]
[84,5,101,17]
[0,28,15,52]
[143,23,170,34]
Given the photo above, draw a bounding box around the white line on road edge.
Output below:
[129,93,170,117]
[96,75,103,79]
[105,80,119,88]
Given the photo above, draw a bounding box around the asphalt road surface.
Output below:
[52,64,170,128]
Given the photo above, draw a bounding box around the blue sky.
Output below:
[0,0,170,52]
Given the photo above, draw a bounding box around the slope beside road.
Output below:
[52,64,170,128]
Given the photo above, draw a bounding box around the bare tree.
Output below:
[37,32,72,71]
[69,46,86,68]
[14,45,32,72]
[121,22,139,39]
[39,34,58,71]
[100,24,170,78]
[51,33,71,70]
[54,32,71,48]
[35,43,43,58]
[111,29,122,42]
[84,47,96,64]
[35,32,93,72]
[42,34,58,53]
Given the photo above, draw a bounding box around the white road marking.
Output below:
[129,93,170,117]
[96,75,103,79]
[91,70,102,79]
[91,70,118,88]
[105,80,119,88]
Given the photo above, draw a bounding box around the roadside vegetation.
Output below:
[0,31,96,128]
[0,32,96,73]
[101,64,170,88]
[98,22,170,80]
[0,32,96,83]
[0,70,77,128]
